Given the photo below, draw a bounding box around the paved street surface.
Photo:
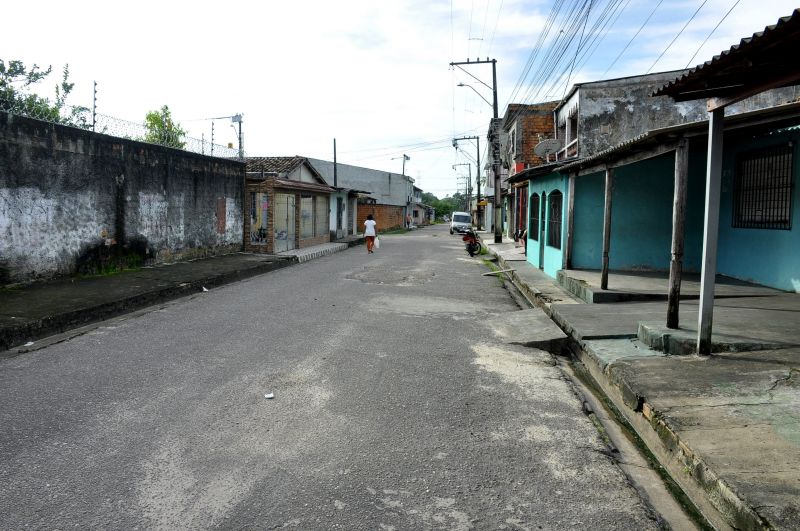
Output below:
[0,224,661,529]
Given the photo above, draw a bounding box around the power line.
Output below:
[684,0,742,68]
[646,0,710,74]
[562,0,595,99]
[486,0,505,56]
[602,0,664,77]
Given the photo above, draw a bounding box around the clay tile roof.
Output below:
[246,156,305,174]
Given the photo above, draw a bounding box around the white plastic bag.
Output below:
[374,238,380,249]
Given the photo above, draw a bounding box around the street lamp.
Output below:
[450,57,501,243]
[457,83,493,108]
[392,154,412,226]
[392,153,410,176]
[231,113,243,159]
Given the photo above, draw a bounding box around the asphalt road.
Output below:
[0,224,662,529]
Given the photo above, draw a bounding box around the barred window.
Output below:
[547,191,563,249]
[529,193,540,241]
[733,144,793,230]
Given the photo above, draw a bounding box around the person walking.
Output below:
[364,214,377,254]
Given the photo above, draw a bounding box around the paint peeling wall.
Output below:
[0,112,244,285]
[572,72,800,158]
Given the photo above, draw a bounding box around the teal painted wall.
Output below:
[526,172,568,277]
[571,150,707,273]
[717,130,800,292]
[572,172,604,269]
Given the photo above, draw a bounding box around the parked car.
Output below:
[450,211,472,234]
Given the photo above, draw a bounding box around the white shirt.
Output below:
[364,219,376,237]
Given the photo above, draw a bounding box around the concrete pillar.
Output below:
[697,108,725,355]
[601,168,613,290]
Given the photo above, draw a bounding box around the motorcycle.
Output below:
[462,228,482,257]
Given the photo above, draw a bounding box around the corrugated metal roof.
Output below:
[655,9,800,100]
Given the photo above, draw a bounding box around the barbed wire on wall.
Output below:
[0,98,242,159]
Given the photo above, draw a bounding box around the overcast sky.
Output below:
[2,0,797,197]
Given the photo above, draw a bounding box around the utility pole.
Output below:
[450,58,500,242]
[392,154,411,224]
[232,114,244,159]
[452,162,472,214]
[453,135,481,229]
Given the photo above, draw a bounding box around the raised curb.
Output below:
[487,243,772,530]
[557,270,677,304]
[292,243,349,263]
[638,321,789,355]
[0,257,297,353]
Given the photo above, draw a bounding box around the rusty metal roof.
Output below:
[654,9,800,101]
[272,178,336,194]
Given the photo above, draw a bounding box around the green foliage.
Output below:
[143,105,186,149]
[0,59,89,127]
[420,192,467,220]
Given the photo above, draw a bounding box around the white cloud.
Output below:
[0,0,797,198]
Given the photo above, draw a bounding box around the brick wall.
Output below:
[357,203,405,232]
[244,179,275,253]
[507,102,558,172]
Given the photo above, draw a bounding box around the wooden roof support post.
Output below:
[667,138,689,328]
[601,167,614,290]
[564,174,576,270]
[697,108,725,354]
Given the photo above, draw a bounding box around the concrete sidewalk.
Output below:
[0,238,362,354]
[486,237,800,531]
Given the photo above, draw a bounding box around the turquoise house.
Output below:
[524,168,569,278]
[533,105,800,293]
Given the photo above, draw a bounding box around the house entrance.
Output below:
[274,193,296,252]
[336,197,345,239]
[347,198,354,235]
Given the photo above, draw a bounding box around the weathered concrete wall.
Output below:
[569,72,800,158]
[0,112,244,285]
[308,158,412,207]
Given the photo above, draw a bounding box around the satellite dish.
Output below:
[534,138,563,157]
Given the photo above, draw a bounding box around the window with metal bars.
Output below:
[733,144,794,230]
[547,191,562,249]
[529,193,540,241]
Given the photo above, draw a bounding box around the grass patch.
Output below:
[79,264,141,279]
[481,259,506,286]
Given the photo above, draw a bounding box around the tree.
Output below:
[0,59,89,127]
[418,192,465,220]
[143,105,186,149]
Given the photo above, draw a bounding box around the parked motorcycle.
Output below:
[462,228,482,257]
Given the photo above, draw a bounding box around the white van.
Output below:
[450,211,472,234]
